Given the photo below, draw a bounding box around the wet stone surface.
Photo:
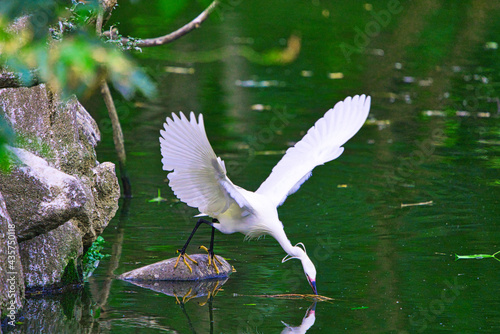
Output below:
[118,254,233,281]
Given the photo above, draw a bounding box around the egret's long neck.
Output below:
[272,227,300,257]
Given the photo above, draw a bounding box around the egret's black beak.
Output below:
[306,302,317,318]
[308,276,318,295]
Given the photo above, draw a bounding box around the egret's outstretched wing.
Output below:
[256,95,371,207]
[160,112,250,216]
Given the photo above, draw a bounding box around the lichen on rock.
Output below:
[19,221,83,288]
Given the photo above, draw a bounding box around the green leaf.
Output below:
[0,113,15,174]
[82,236,109,280]
[0,4,157,99]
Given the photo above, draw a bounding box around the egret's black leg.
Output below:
[178,218,213,254]
[207,218,218,254]
[199,219,222,274]
[175,218,213,272]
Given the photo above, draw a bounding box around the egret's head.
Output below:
[282,242,317,295]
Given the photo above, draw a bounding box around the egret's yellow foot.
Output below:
[198,281,224,306]
[182,288,198,304]
[174,250,198,273]
[174,288,198,304]
[199,245,223,275]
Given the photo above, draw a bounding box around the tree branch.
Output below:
[100,80,132,197]
[118,0,219,48]
[96,0,132,197]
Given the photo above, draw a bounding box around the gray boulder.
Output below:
[3,146,87,242]
[0,84,119,249]
[0,192,24,322]
[0,85,120,248]
[0,83,120,314]
[19,221,83,288]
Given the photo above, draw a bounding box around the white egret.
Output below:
[159,95,371,294]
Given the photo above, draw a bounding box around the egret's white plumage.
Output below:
[159,95,371,294]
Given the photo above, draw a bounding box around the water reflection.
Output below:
[119,276,318,334]
[121,278,227,304]
[280,303,316,334]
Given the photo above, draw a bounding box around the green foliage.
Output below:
[0,113,14,173]
[82,236,109,280]
[61,258,81,284]
[0,0,156,99]
[0,0,66,40]
[90,306,102,319]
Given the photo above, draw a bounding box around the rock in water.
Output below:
[118,254,232,281]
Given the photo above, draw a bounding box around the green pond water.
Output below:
[9,1,500,333]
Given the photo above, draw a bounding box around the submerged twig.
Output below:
[233,293,334,302]
[400,200,433,208]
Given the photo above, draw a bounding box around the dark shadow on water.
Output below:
[3,286,101,333]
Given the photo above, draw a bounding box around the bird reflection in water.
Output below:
[281,302,317,334]
[125,277,320,333]
[123,278,226,305]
